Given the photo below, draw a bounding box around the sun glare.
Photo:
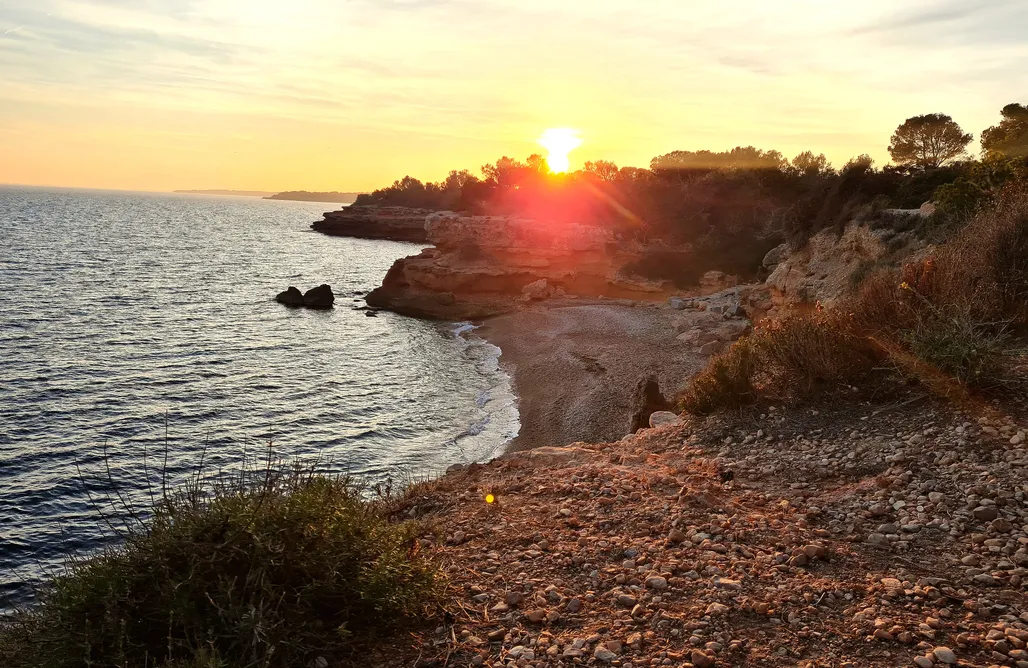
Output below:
[538,128,582,173]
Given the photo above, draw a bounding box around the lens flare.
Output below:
[538,128,582,173]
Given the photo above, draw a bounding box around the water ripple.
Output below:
[0,187,519,605]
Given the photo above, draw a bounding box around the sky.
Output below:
[1,0,1027,192]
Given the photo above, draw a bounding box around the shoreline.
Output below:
[473,301,730,452]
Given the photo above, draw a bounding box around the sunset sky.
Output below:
[1,0,1027,192]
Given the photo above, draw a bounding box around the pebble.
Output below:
[933,647,957,664]
[645,576,668,590]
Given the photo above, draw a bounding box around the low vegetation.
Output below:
[0,465,439,668]
[681,187,1028,413]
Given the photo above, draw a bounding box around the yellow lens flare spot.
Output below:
[538,128,582,173]
[485,493,496,504]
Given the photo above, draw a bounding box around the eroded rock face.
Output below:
[311,206,431,243]
[766,223,889,308]
[367,214,679,319]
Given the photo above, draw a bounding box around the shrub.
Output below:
[751,312,879,392]
[680,338,756,414]
[0,466,439,668]
[680,310,881,414]
[681,186,1028,413]
[903,313,1010,384]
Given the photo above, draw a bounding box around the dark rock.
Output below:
[629,375,672,433]
[365,310,378,317]
[311,206,430,242]
[275,286,304,307]
[303,284,335,309]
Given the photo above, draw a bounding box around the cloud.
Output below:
[848,1,1028,46]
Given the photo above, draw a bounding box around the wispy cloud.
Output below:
[2,0,1028,190]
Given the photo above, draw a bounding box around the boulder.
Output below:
[648,411,682,428]
[762,243,788,270]
[522,279,552,300]
[699,340,725,356]
[302,284,335,309]
[629,375,672,433]
[275,286,305,307]
[715,320,750,342]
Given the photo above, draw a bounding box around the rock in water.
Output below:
[303,284,335,309]
[275,286,304,307]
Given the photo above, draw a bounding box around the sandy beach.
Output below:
[477,301,722,451]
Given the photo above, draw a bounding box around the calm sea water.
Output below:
[0,187,518,603]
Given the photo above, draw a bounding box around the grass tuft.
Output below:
[0,464,439,668]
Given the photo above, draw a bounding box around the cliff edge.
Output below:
[366,212,675,319]
[311,206,432,243]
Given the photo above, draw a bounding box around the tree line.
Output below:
[351,103,1028,286]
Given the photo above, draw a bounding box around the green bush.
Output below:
[903,314,1009,384]
[0,467,439,668]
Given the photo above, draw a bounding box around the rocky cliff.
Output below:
[366,212,675,319]
[311,206,431,243]
[762,220,926,310]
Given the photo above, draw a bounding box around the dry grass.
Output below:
[681,310,881,414]
[681,186,1028,414]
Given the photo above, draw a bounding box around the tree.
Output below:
[981,103,1028,160]
[887,114,972,169]
[443,169,478,190]
[650,146,788,172]
[583,160,621,182]
[842,154,875,173]
[791,151,833,176]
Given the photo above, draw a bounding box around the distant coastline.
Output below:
[173,189,276,197]
[264,191,363,203]
[172,189,363,203]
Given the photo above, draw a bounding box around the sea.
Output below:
[0,186,519,604]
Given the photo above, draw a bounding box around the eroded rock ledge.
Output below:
[366,212,677,319]
[311,206,431,243]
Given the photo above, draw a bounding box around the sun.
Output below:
[538,128,582,173]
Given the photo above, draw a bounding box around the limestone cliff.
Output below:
[311,206,431,243]
[763,221,925,310]
[366,212,675,319]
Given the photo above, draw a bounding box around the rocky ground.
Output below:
[373,396,1028,667]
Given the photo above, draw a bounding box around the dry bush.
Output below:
[680,338,756,414]
[680,311,881,414]
[751,311,880,392]
[681,186,1028,414]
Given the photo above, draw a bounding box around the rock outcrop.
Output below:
[311,206,431,243]
[275,286,305,307]
[766,223,917,309]
[302,284,335,309]
[275,284,335,309]
[628,375,673,433]
[366,213,676,319]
